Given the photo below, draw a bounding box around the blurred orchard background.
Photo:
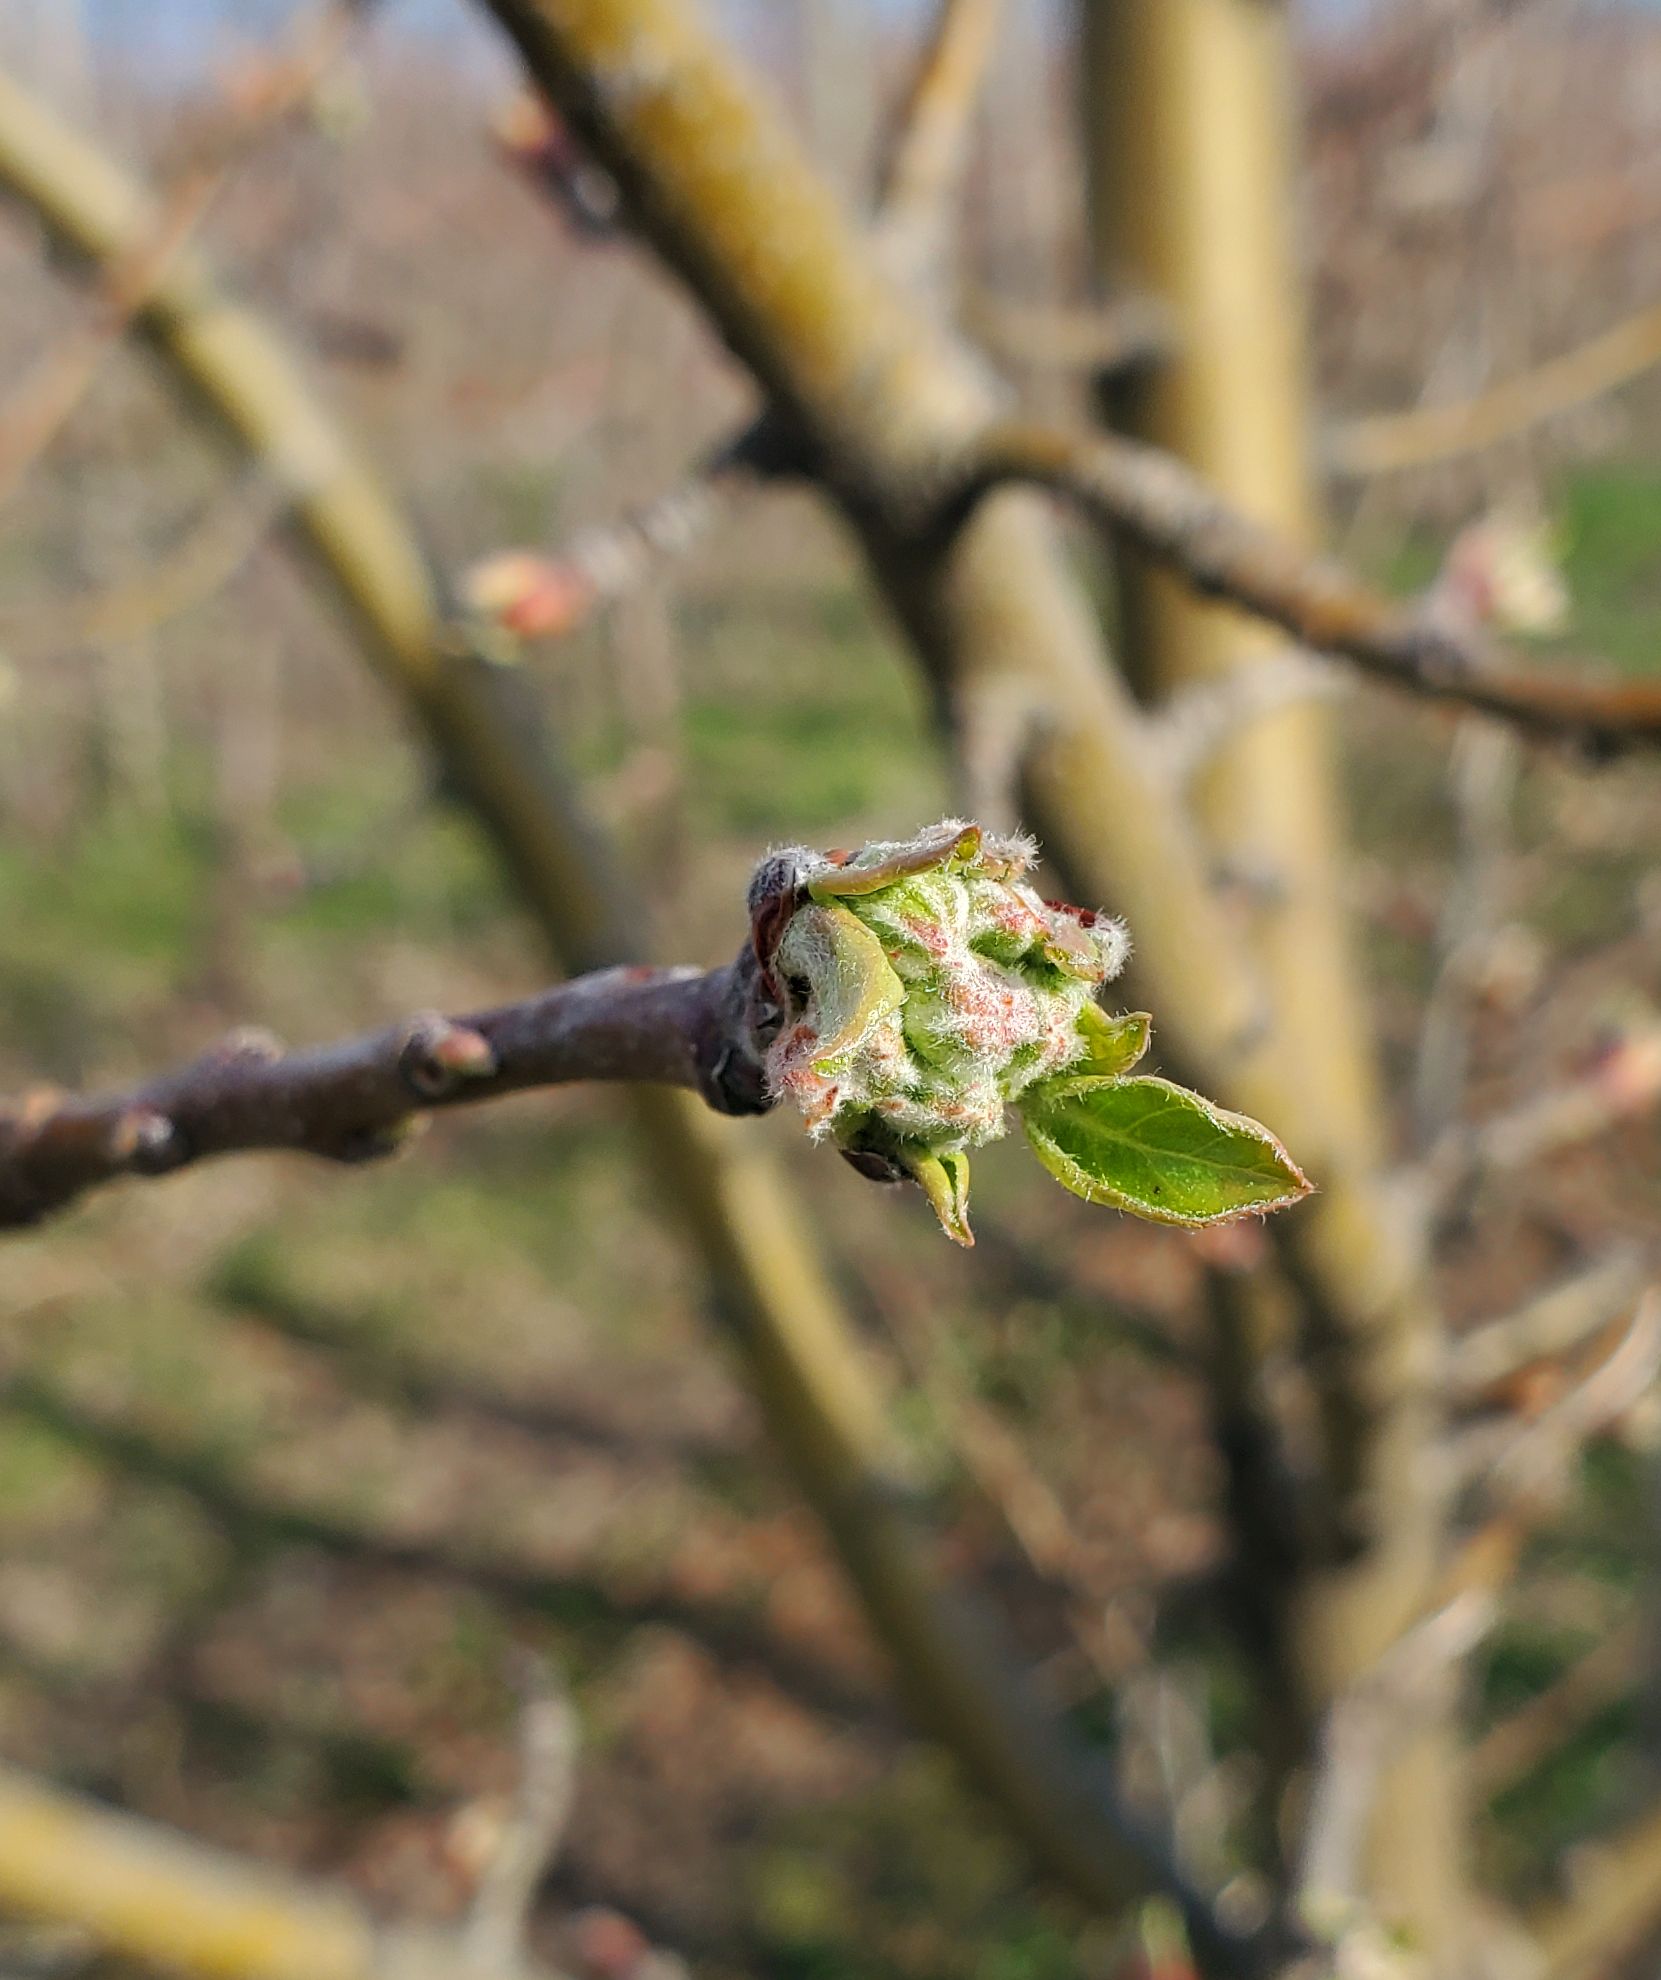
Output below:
[1,1,1661,1977]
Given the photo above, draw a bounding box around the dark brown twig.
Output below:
[953,420,1661,755]
[0,955,771,1230]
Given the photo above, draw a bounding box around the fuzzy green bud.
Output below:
[747,820,1132,1243]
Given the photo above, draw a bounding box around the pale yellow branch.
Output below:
[1328,299,1661,479]
[875,0,1004,290]
[0,1758,558,1980]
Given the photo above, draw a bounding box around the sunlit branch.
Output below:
[0,1758,571,1980]
[875,0,1004,291]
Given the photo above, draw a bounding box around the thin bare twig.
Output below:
[463,1659,579,1977]
[874,0,1005,293]
[1415,1015,1661,1209]
[1327,299,1661,479]
[0,3,361,508]
[1297,1589,1497,1938]
[1447,1248,1652,1404]
[1411,721,1520,1146]
[867,1262,1145,1686]
[1469,1613,1645,1798]
[0,170,218,508]
[962,290,1175,376]
[1485,1290,1661,1512]
[0,956,770,1229]
[1447,1293,1661,1551]
[460,472,737,643]
[953,420,1661,754]
[465,0,1008,641]
[0,467,287,657]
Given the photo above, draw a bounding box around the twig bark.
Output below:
[953,420,1661,754]
[0,959,767,1229]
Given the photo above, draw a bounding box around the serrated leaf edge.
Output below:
[1019,1074,1313,1227]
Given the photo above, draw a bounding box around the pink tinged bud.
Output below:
[106,1109,179,1171]
[400,1017,498,1100]
[752,822,1138,1239]
[461,551,598,638]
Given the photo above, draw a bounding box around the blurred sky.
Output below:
[23,0,1099,85]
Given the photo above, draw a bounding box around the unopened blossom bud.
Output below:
[748,820,1135,1243]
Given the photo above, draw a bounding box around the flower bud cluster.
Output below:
[751,821,1129,1166]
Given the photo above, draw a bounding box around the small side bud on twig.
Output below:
[16,1087,64,1130]
[105,1108,181,1174]
[747,821,1311,1244]
[1428,505,1569,642]
[399,1016,499,1100]
[216,1026,285,1066]
[461,550,598,640]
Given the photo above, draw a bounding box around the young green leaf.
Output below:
[1073,1005,1152,1078]
[807,821,982,900]
[1019,1075,1311,1226]
[903,1145,974,1247]
[772,903,905,1071]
